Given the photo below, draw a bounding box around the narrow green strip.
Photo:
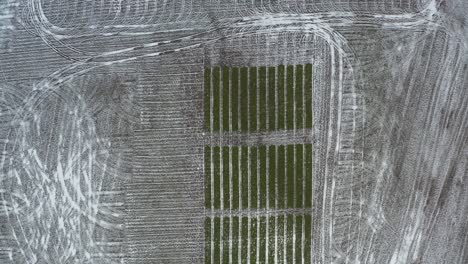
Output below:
[277,65,285,130]
[259,66,267,131]
[241,217,248,264]
[305,144,312,208]
[277,145,285,209]
[232,217,239,264]
[232,146,239,209]
[223,67,230,131]
[214,217,221,263]
[259,145,267,209]
[304,215,312,264]
[268,145,276,209]
[205,146,211,209]
[223,146,230,210]
[204,68,211,131]
[287,145,295,209]
[277,215,284,264]
[232,67,239,131]
[268,66,276,131]
[251,217,257,264]
[205,217,211,264]
[240,67,249,132]
[213,67,220,132]
[268,216,275,264]
[296,65,304,129]
[305,64,313,129]
[223,217,230,263]
[286,65,294,130]
[296,215,303,263]
[259,216,266,264]
[213,146,220,209]
[249,67,257,132]
[241,146,249,209]
[250,146,258,209]
[296,144,304,208]
[286,215,293,263]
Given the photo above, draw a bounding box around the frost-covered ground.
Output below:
[0,0,467,263]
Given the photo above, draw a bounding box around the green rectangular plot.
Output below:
[232,147,239,209]
[241,146,249,209]
[223,146,230,209]
[249,67,257,132]
[305,144,312,208]
[241,217,249,264]
[259,66,267,131]
[213,67,220,132]
[251,217,257,264]
[222,67,230,131]
[304,215,312,263]
[277,145,285,209]
[286,215,294,263]
[223,217,230,263]
[240,67,249,132]
[250,147,258,209]
[232,217,239,264]
[259,145,267,209]
[296,144,304,208]
[268,145,276,209]
[305,64,313,129]
[287,145,295,209]
[203,64,315,264]
[205,146,211,209]
[205,64,311,133]
[259,216,267,263]
[296,215,303,263]
[268,66,276,131]
[205,217,211,264]
[219,143,311,211]
[296,65,304,129]
[232,67,239,131]
[214,217,221,263]
[213,146,220,209]
[204,68,211,131]
[277,65,285,130]
[286,65,294,130]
